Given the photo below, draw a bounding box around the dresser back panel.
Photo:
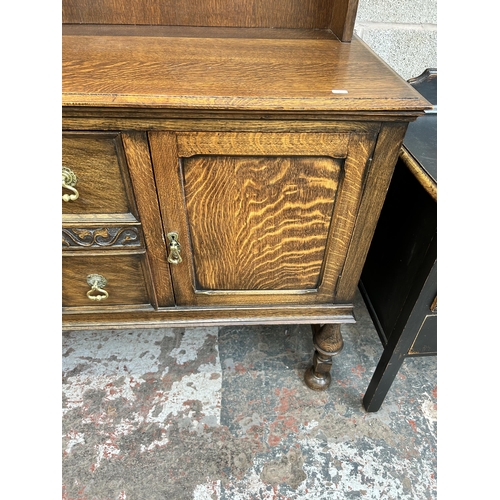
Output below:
[62,0,352,31]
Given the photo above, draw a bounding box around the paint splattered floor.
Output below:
[62,289,437,500]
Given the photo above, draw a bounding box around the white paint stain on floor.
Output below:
[193,479,222,500]
[63,327,222,472]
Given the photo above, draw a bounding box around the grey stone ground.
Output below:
[62,289,437,499]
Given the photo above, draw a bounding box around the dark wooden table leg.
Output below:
[304,324,344,390]
[362,263,437,412]
[362,343,405,412]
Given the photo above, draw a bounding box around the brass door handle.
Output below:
[167,232,182,264]
[86,274,109,301]
[62,167,79,202]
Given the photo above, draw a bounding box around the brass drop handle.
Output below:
[167,232,182,264]
[86,274,109,301]
[62,166,79,202]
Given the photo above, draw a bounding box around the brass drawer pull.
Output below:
[167,232,182,264]
[62,167,79,202]
[86,274,109,301]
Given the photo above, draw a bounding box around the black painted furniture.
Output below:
[359,69,437,412]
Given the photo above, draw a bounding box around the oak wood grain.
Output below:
[330,0,359,41]
[62,28,431,114]
[62,115,384,132]
[63,0,333,29]
[62,213,139,225]
[335,122,408,301]
[61,303,356,330]
[62,24,338,39]
[121,132,176,307]
[315,132,377,295]
[183,154,341,290]
[177,132,349,157]
[60,3,431,343]
[149,130,376,307]
[62,253,152,307]
[147,131,201,305]
[62,132,136,217]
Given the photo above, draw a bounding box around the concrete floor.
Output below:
[62,288,437,499]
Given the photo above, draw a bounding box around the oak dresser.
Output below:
[62,0,431,391]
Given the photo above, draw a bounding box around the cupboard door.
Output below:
[149,131,376,306]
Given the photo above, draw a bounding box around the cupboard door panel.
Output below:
[149,131,376,307]
[183,155,341,290]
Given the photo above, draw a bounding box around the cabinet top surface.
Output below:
[62,25,431,114]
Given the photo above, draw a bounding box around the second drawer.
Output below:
[62,253,154,308]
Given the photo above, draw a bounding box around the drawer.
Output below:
[62,132,136,217]
[62,253,154,308]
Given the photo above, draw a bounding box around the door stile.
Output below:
[148,131,199,305]
[315,132,378,302]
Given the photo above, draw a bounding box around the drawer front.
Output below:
[62,253,153,308]
[62,132,136,216]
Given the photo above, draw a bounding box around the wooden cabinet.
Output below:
[62,0,430,390]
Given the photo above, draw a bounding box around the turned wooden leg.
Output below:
[304,324,344,390]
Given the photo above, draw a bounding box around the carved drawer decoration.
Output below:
[62,227,141,249]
